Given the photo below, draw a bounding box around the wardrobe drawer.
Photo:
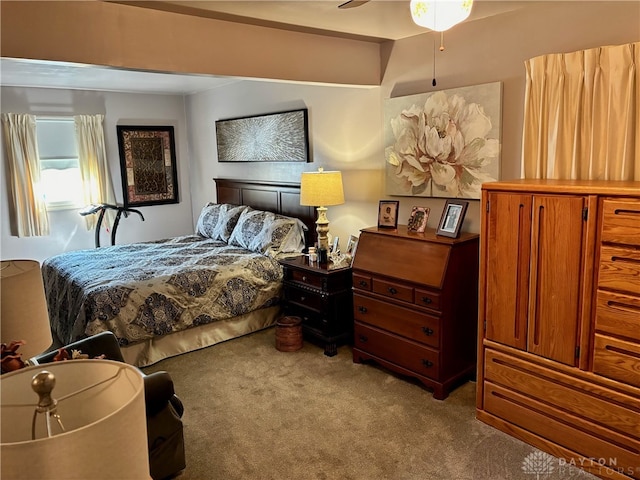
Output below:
[414,288,441,311]
[353,273,371,292]
[353,293,440,348]
[595,290,640,342]
[483,348,640,445]
[601,198,640,247]
[354,322,439,379]
[372,278,413,303]
[598,245,640,296]
[593,334,640,388]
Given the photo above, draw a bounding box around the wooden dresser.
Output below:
[477,180,640,480]
[352,226,479,399]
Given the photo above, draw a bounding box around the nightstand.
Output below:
[279,256,353,356]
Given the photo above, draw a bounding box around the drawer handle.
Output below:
[300,296,306,302]
[388,287,398,295]
[302,276,307,282]
[358,334,368,343]
[607,300,640,313]
[358,306,368,314]
[421,296,432,304]
[421,359,433,368]
[422,327,434,336]
[359,280,368,287]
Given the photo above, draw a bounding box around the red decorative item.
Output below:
[1,340,27,374]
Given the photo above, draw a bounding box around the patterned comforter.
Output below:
[42,235,284,346]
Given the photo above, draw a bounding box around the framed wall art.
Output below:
[378,200,399,229]
[407,206,430,233]
[215,108,310,163]
[436,200,469,238]
[384,81,502,200]
[117,125,179,207]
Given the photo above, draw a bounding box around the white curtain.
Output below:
[75,114,117,230]
[1,113,50,237]
[522,42,639,180]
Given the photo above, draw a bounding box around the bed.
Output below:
[42,179,316,367]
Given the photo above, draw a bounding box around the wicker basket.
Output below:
[275,316,303,352]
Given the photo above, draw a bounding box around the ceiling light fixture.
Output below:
[410,0,474,87]
[410,0,474,32]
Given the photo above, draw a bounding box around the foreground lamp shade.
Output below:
[410,0,474,32]
[1,259,53,359]
[300,168,345,252]
[1,359,150,479]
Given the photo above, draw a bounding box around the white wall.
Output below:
[1,88,194,262]
[2,1,638,260]
[185,1,640,246]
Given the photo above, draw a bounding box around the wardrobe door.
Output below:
[484,192,531,350]
[528,195,586,366]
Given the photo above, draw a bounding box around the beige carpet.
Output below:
[143,328,597,480]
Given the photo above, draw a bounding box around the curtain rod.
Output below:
[36,116,75,122]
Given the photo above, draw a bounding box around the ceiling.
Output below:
[1,1,528,95]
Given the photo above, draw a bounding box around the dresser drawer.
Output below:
[372,278,413,303]
[285,284,324,311]
[354,322,439,379]
[598,245,640,296]
[353,293,440,348]
[595,290,640,342]
[414,288,441,311]
[353,273,371,291]
[289,268,325,290]
[601,198,640,247]
[593,334,640,388]
[483,348,640,467]
[285,304,327,334]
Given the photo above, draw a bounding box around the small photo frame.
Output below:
[407,206,430,233]
[436,200,469,238]
[378,200,399,229]
[346,235,358,255]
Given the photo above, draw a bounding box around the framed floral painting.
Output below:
[384,82,502,200]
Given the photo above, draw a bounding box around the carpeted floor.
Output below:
[143,327,596,480]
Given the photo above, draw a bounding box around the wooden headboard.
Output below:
[214,178,317,247]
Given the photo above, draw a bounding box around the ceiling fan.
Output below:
[337,0,370,9]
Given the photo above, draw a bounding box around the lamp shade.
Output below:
[1,260,53,358]
[1,359,150,479]
[410,0,474,32]
[300,169,345,207]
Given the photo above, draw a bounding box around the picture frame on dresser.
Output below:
[407,206,430,233]
[436,200,468,238]
[378,200,399,229]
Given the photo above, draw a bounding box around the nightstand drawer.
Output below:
[598,245,640,296]
[289,269,325,290]
[372,278,413,303]
[593,334,640,388]
[354,322,439,379]
[285,284,324,311]
[595,290,640,342]
[601,198,640,247]
[414,288,441,311]
[353,293,440,348]
[353,273,372,291]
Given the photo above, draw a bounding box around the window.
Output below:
[35,117,83,210]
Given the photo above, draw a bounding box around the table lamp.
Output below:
[1,359,150,479]
[1,260,53,360]
[300,168,345,256]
